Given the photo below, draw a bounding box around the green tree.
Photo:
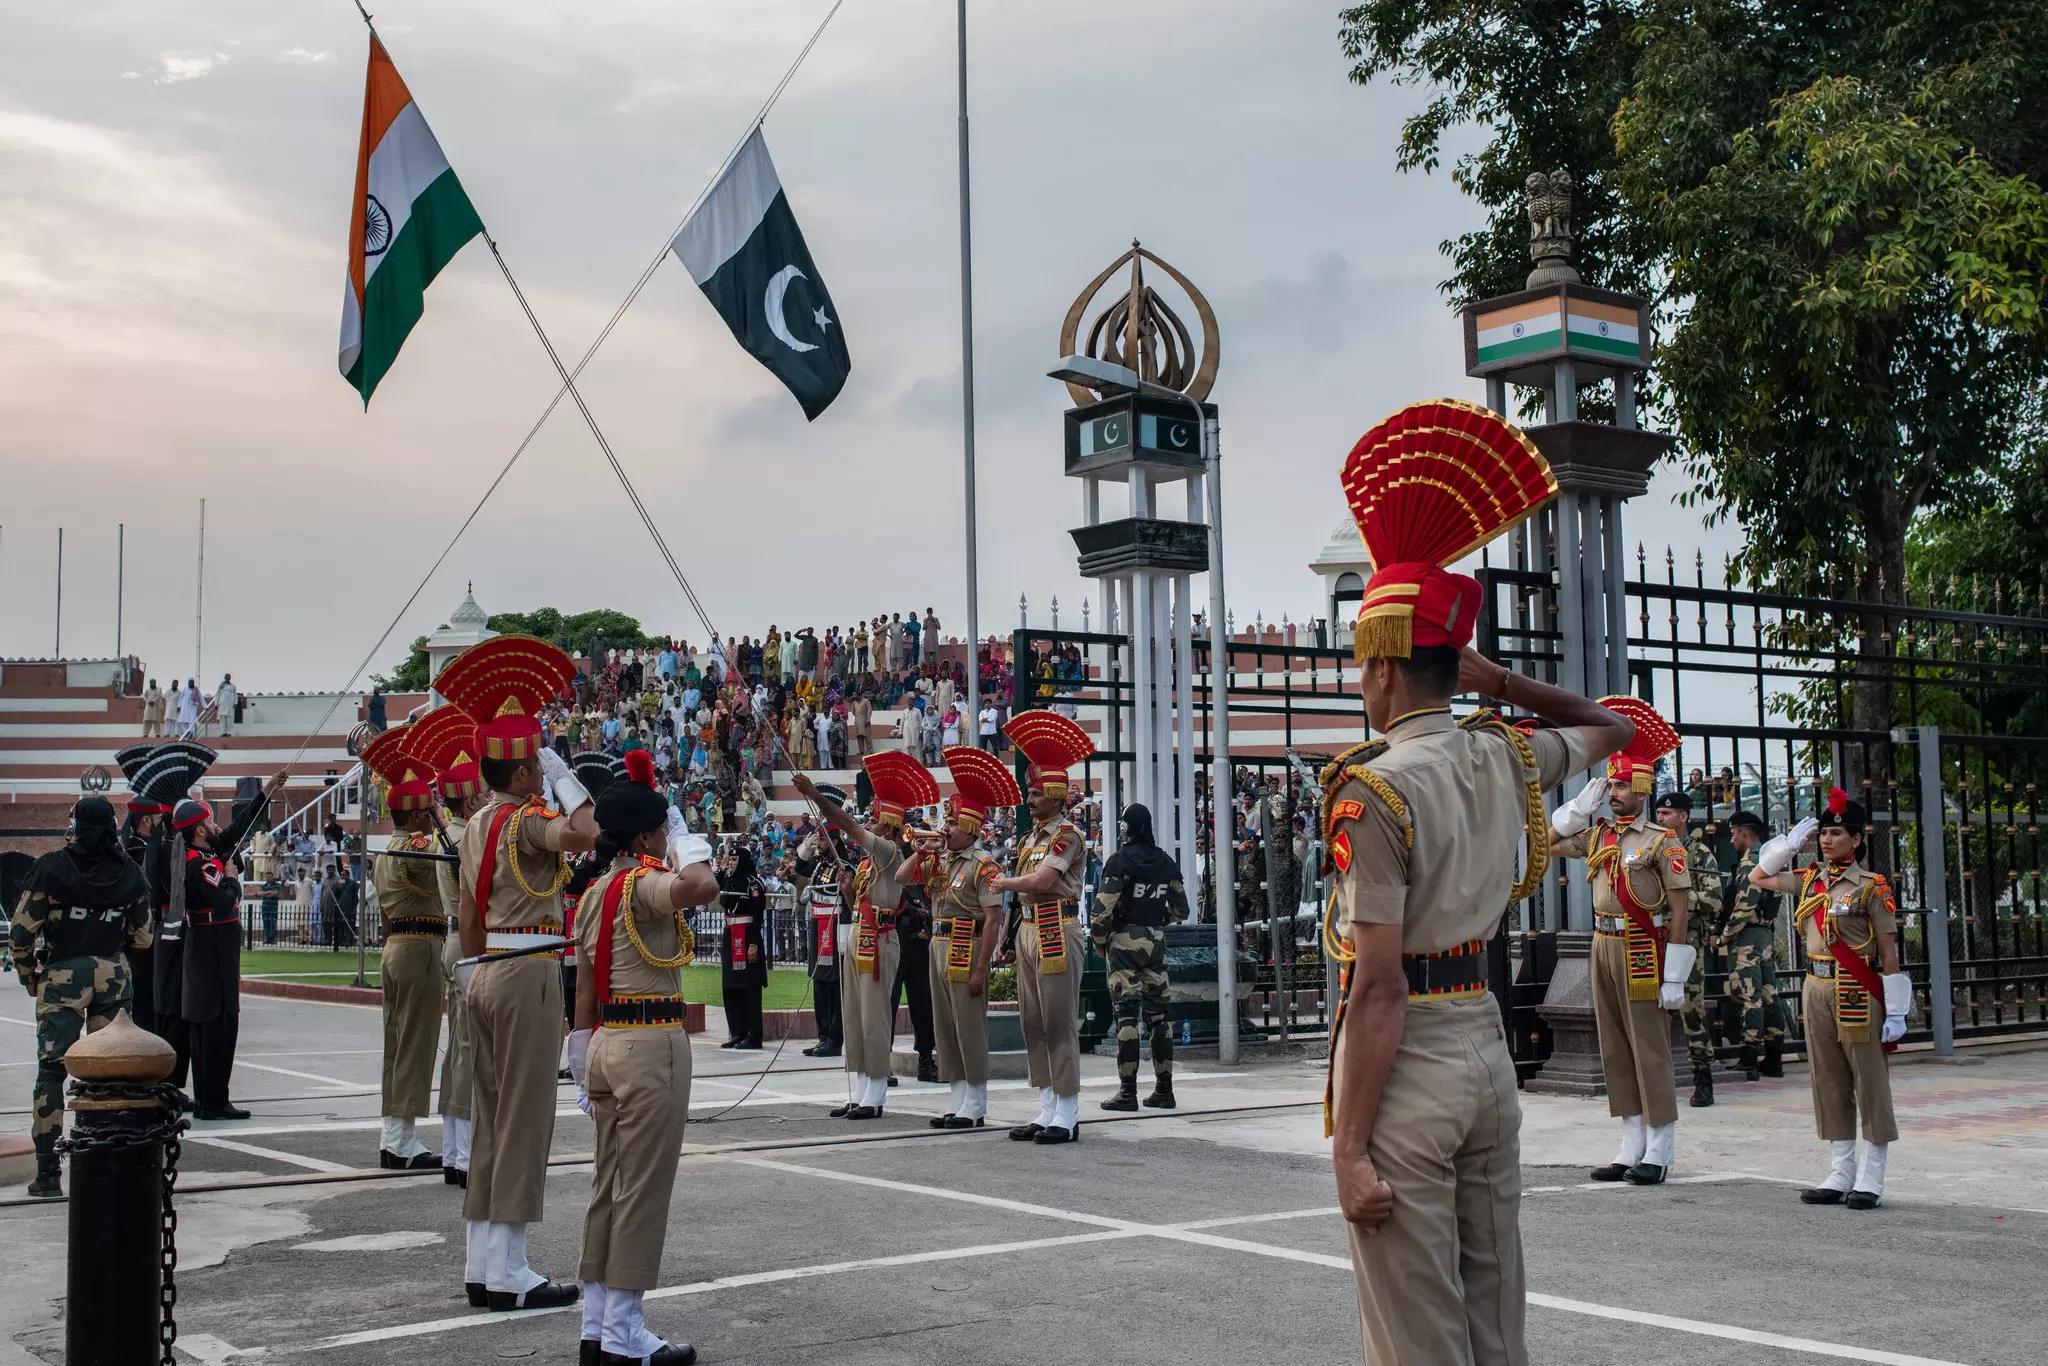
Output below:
[486,608,656,657]
[370,635,431,693]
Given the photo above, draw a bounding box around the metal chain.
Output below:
[56,1081,188,1365]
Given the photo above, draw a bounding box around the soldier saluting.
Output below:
[11,795,152,1198]
[1721,810,1788,1082]
[1090,803,1186,1112]
[1323,398,1633,1366]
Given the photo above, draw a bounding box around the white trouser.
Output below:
[1643,1120,1675,1169]
[959,1083,988,1121]
[1816,1139,1857,1192]
[1613,1115,1646,1166]
[1034,1087,1056,1128]
[473,1221,544,1296]
[1854,1141,1889,1197]
[441,1115,471,1169]
[1052,1092,1079,1131]
[379,1116,428,1159]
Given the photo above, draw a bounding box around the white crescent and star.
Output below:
[764,264,832,354]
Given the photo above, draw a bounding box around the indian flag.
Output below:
[338,36,483,406]
[1473,298,1564,365]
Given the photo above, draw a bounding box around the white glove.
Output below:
[1551,775,1607,838]
[1756,817,1817,875]
[667,831,713,871]
[1881,972,1911,1043]
[666,804,691,844]
[566,1027,593,1115]
[1660,941,1696,1011]
[537,744,571,789]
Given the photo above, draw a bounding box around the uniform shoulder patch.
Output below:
[1330,829,1353,873]
[1329,798,1365,825]
[202,860,223,887]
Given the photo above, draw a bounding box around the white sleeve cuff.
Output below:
[551,774,591,819]
[667,832,714,870]
[1662,942,1697,986]
[1551,806,1590,839]
[1882,972,1912,1019]
[1756,836,1795,875]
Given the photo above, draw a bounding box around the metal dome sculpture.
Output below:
[1056,240,1219,407]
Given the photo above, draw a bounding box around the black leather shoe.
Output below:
[379,1149,406,1170]
[828,1102,853,1117]
[380,1149,444,1170]
[886,1075,898,1087]
[1845,1190,1881,1211]
[580,1338,602,1365]
[1009,1122,1044,1142]
[928,1113,957,1129]
[196,1104,251,1121]
[601,1344,696,1365]
[1622,1163,1666,1185]
[444,1167,467,1187]
[1800,1187,1845,1205]
[1587,1163,1631,1182]
[718,1038,743,1049]
[486,1279,579,1311]
[916,1052,940,1084]
[465,1282,487,1308]
[844,1104,883,1120]
[800,1044,824,1057]
[937,1115,983,1129]
[811,1044,841,1058]
[1033,1124,1077,1145]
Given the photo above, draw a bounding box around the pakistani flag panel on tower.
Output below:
[338,35,484,406]
[672,127,850,421]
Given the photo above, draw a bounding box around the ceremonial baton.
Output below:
[457,939,569,968]
[374,847,460,865]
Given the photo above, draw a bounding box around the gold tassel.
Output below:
[1632,771,1655,794]
[1353,610,1414,662]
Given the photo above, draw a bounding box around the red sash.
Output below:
[1590,828,1665,1001]
[1803,866,1895,1051]
[590,870,631,1005]
[811,909,836,966]
[727,915,754,965]
[472,800,524,928]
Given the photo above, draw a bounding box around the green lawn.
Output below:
[240,948,815,1009]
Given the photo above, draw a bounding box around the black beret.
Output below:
[1653,790,1691,813]
[595,781,668,843]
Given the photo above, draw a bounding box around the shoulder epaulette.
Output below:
[1459,706,1548,901]
[1318,738,1388,789]
[1320,743,1412,871]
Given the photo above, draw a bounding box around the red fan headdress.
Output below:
[1340,398,1557,660]
[406,705,482,803]
[1597,695,1678,794]
[361,722,437,813]
[943,745,1023,835]
[861,750,942,828]
[622,749,656,790]
[432,635,574,764]
[1002,709,1094,798]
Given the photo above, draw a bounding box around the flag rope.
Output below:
[271,0,848,774]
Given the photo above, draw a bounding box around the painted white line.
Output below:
[1524,1294,1972,1366]
[1177,1205,1340,1230]
[0,1015,33,1027]
[735,1157,1137,1230]
[239,1050,387,1058]
[176,1332,243,1363]
[182,1136,354,1175]
[232,1061,360,1089]
[247,1230,1143,1355]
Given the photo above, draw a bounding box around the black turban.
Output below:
[596,781,669,845]
[1120,803,1155,846]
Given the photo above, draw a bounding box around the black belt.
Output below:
[1401,938,1489,999]
[600,995,691,1027]
[189,909,239,928]
[1807,958,1869,981]
[386,916,448,938]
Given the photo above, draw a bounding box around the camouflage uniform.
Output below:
[1722,848,1787,1052]
[1088,844,1187,1090]
[10,877,151,1146]
[1676,831,1724,1068]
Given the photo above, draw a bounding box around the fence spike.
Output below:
[1637,541,1647,578]
[1050,595,1060,630]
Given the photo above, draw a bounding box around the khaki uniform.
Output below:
[435,814,474,1122]
[1013,817,1087,1095]
[460,795,569,1225]
[1763,861,1899,1143]
[924,846,1003,1086]
[1552,812,1689,1126]
[375,831,447,1120]
[1330,709,1586,1366]
[844,830,909,1084]
[576,859,694,1291]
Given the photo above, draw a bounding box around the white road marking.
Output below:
[0,1015,33,1027]
[1524,1294,1973,1366]
[181,1136,354,1174]
[176,1332,243,1363]
[230,1061,360,1089]
[293,1231,444,1253]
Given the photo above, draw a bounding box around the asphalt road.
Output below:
[1,993,2041,1365]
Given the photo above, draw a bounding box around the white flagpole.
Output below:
[957,0,981,744]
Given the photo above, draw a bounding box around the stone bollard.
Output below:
[60,1011,187,1366]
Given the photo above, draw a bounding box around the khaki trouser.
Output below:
[1802,976,1898,1143]
[579,1026,691,1291]
[928,937,990,1086]
[1342,995,1525,1366]
[1018,916,1082,1094]
[843,931,901,1081]
[466,955,562,1224]
[439,932,473,1121]
[379,935,445,1119]
[1590,932,1677,1126]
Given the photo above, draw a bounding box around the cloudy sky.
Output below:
[0,0,1735,693]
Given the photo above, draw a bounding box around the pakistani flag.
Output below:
[338,36,484,406]
[672,128,850,421]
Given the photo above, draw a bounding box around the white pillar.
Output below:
[1172,570,1197,892]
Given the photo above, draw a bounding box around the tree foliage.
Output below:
[1338,0,2048,598]
[370,635,431,693]
[485,608,656,657]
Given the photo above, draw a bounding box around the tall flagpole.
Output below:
[957,0,981,742]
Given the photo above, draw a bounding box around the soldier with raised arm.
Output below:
[1322,398,1635,1365]
[409,704,488,1188]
